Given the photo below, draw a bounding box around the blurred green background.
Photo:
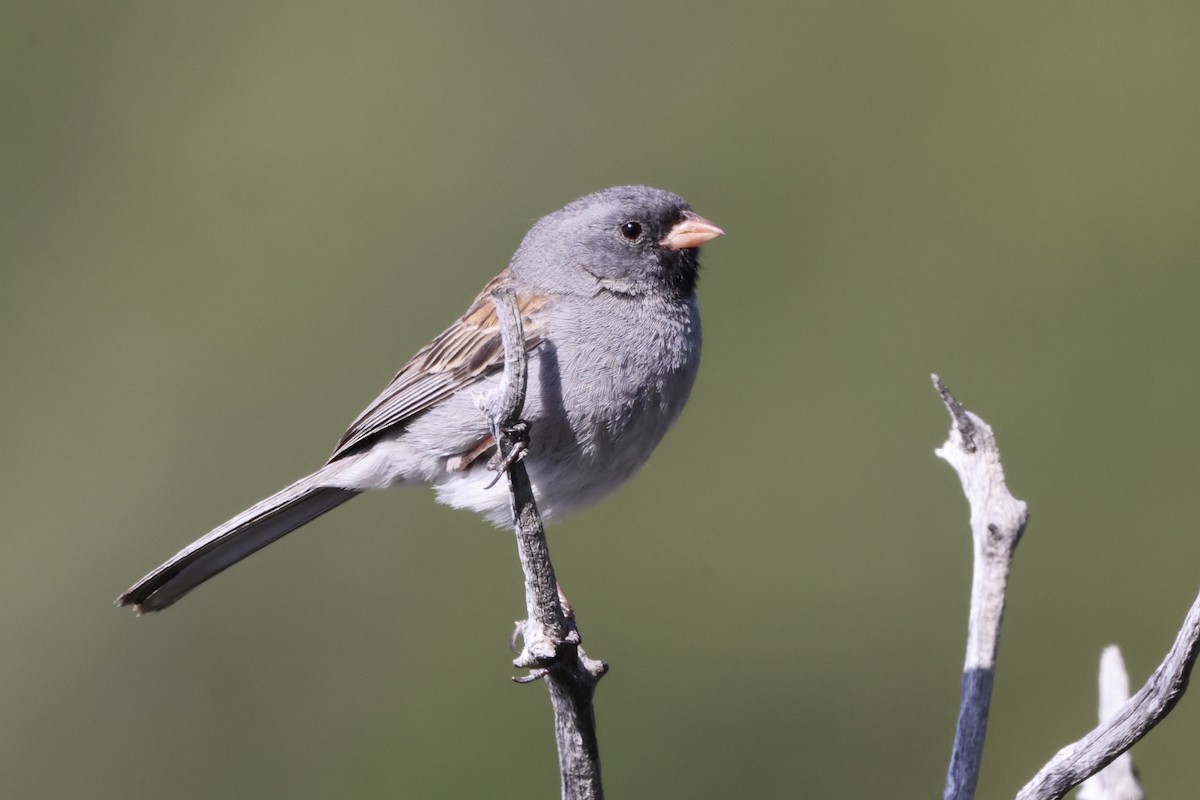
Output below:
[4,2,1200,797]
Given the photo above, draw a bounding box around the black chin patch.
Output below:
[662,247,700,296]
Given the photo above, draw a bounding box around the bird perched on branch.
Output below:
[118,185,724,613]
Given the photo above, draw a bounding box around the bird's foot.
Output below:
[483,420,530,488]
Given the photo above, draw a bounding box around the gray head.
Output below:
[510,185,723,298]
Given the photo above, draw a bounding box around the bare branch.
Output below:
[933,375,1030,800]
[1017,591,1200,800]
[488,289,607,800]
[1077,646,1144,800]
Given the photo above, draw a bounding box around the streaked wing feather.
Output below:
[329,272,548,460]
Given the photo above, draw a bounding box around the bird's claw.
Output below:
[484,420,530,488]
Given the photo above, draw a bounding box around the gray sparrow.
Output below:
[119,185,723,613]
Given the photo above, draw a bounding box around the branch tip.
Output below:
[931,374,977,453]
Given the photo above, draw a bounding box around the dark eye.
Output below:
[619,221,643,240]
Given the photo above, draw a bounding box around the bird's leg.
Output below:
[446,435,497,473]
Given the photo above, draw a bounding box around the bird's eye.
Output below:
[619,221,643,240]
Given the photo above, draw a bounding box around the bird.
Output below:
[118,185,723,613]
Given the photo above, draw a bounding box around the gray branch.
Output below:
[933,375,1030,800]
[487,289,608,800]
[1016,592,1200,800]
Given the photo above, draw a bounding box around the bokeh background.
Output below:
[4,2,1200,797]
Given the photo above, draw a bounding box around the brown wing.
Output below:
[329,270,549,461]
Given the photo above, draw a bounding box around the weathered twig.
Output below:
[1076,646,1144,800]
[486,289,608,800]
[932,375,1030,800]
[1017,591,1200,800]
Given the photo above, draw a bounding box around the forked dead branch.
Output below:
[934,375,1200,800]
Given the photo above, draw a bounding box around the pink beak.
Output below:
[660,210,725,251]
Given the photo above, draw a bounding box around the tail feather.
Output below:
[118,471,359,613]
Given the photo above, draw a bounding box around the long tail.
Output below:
[118,468,360,613]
